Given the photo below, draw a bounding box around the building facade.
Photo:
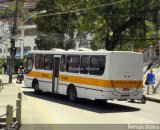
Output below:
[0,22,37,60]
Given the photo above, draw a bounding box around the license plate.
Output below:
[121,94,130,97]
[123,88,129,91]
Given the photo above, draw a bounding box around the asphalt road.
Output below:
[2,71,160,130]
[20,86,160,126]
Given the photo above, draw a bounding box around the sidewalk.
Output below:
[0,74,57,128]
[0,74,21,126]
[143,87,160,103]
[143,68,160,103]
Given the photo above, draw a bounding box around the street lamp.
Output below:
[19,10,47,59]
[21,10,47,26]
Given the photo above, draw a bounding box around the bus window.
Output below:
[44,55,53,70]
[35,54,44,69]
[28,56,34,70]
[89,56,105,76]
[60,55,66,72]
[80,56,89,74]
[66,55,80,73]
[24,54,34,73]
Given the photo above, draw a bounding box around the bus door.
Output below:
[52,55,61,93]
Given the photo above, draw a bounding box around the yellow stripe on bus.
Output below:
[26,72,143,88]
[27,71,52,79]
[59,74,143,88]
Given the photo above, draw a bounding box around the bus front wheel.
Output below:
[34,82,40,94]
[68,86,77,102]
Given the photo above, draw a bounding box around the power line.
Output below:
[37,0,132,17]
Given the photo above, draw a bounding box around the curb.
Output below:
[145,96,160,103]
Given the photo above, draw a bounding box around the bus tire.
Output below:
[67,86,77,102]
[141,95,146,104]
[33,81,40,94]
[130,99,135,102]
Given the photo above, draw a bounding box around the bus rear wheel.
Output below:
[68,86,77,102]
[141,95,146,104]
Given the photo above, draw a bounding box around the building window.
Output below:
[35,54,44,69]
[89,56,105,76]
[80,56,89,74]
[60,55,66,72]
[44,55,53,70]
[0,48,2,53]
[66,55,80,73]
[24,46,31,55]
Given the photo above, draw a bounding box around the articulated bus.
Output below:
[24,50,144,103]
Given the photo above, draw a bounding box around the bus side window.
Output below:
[44,55,53,70]
[60,55,66,72]
[35,54,44,69]
[89,56,105,76]
[66,55,80,73]
[80,56,89,74]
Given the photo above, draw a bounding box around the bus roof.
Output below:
[27,50,142,55]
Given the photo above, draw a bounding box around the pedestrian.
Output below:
[143,62,153,75]
[16,66,24,83]
[147,62,153,70]
[2,62,7,74]
[146,69,155,94]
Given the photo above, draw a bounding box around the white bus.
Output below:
[24,50,144,103]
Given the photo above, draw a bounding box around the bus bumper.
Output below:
[103,90,143,100]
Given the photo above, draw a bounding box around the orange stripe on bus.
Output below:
[26,72,143,88]
[26,71,52,79]
[59,74,143,88]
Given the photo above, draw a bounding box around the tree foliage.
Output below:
[35,0,160,50]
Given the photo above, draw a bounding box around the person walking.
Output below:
[147,69,155,94]
[143,61,153,75]
[2,62,7,74]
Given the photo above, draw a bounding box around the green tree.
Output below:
[77,0,160,50]
[35,0,79,50]
[34,0,160,50]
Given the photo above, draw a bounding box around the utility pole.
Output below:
[9,0,19,83]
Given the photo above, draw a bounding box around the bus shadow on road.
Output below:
[23,91,141,114]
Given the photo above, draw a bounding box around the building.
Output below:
[0,21,37,59]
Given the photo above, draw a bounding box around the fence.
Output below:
[0,93,22,130]
[143,45,160,65]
